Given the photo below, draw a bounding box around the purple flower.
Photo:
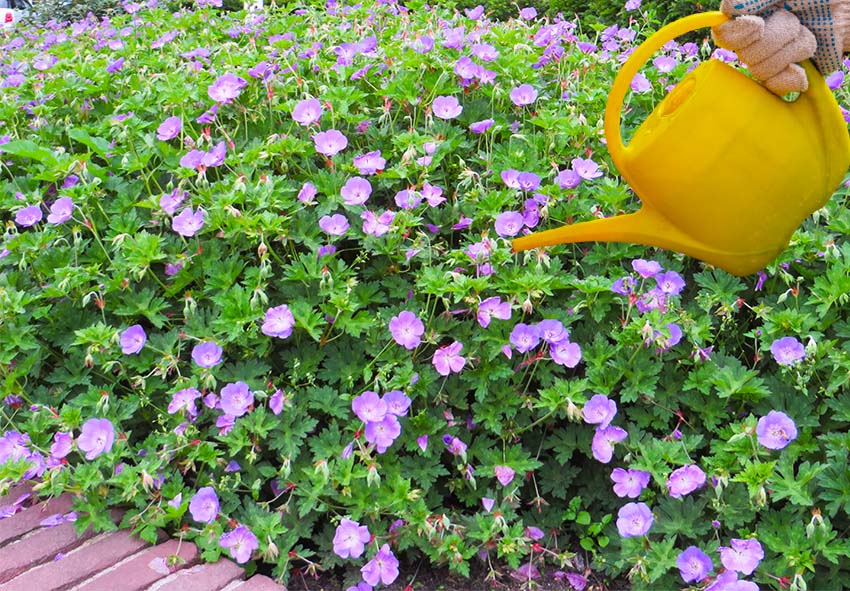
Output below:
[756,410,797,450]
[653,55,677,73]
[433,342,467,376]
[677,546,713,583]
[422,183,445,207]
[591,425,628,463]
[156,116,182,141]
[298,182,318,204]
[341,177,372,206]
[201,142,226,168]
[465,4,484,19]
[15,205,42,227]
[389,310,424,350]
[364,414,402,453]
[610,468,651,498]
[583,394,617,429]
[261,304,295,339]
[219,525,258,564]
[482,497,495,511]
[566,573,588,590]
[477,297,511,328]
[180,150,205,169]
[269,390,285,415]
[77,418,115,460]
[719,538,764,575]
[168,388,202,416]
[632,258,662,278]
[384,390,411,416]
[158,189,185,215]
[208,73,248,103]
[313,129,348,157]
[47,197,74,224]
[120,324,147,355]
[509,84,538,106]
[431,96,463,119]
[550,340,582,367]
[519,7,537,19]
[469,118,494,133]
[525,526,545,540]
[192,341,223,368]
[494,465,515,486]
[536,319,568,344]
[333,519,370,559]
[510,323,541,353]
[319,214,350,236]
[655,271,685,295]
[517,172,541,191]
[50,432,74,459]
[220,381,253,417]
[443,435,467,456]
[557,168,582,189]
[625,0,641,10]
[189,486,219,523]
[770,337,805,366]
[361,210,395,236]
[666,464,706,498]
[827,70,845,90]
[292,98,323,126]
[616,502,654,537]
[352,391,388,423]
[361,544,399,586]
[572,158,603,180]
[353,150,385,174]
[172,207,205,237]
[494,211,524,237]
[394,189,422,210]
[0,431,30,464]
[631,73,652,92]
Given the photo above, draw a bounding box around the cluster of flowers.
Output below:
[188,486,259,564]
[349,389,411,454]
[508,318,582,368]
[334,519,399,589]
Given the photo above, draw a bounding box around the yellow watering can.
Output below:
[512,11,850,276]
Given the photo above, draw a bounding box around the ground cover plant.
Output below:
[2,0,850,589]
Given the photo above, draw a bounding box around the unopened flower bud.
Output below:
[521,298,533,315]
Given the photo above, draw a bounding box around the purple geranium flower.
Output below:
[219,525,258,564]
[319,214,350,236]
[292,98,323,126]
[298,182,318,204]
[557,168,582,189]
[632,258,662,277]
[352,150,385,174]
[313,129,348,156]
[510,323,541,353]
[361,210,395,236]
[770,337,805,366]
[361,544,399,587]
[591,425,628,463]
[470,118,494,134]
[220,381,253,417]
[719,538,764,575]
[666,464,706,498]
[333,519,370,559]
[50,432,74,459]
[341,177,372,206]
[616,502,654,537]
[655,271,686,295]
[208,73,248,103]
[536,319,568,344]
[572,158,603,180]
[352,391,388,423]
[433,341,466,376]
[550,340,582,367]
[77,418,115,460]
[189,486,219,523]
[494,465,515,486]
[583,394,617,429]
[389,310,424,350]
[364,414,402,453]
[262,304,295,339]
[120,324,147,355]
[494,211,524,237]
[477,297,511,328]
[192,341,223,368]
[383,391,411,417]
[677,546,713,583]
[755,410,797,450]
[509,84,538,106]
[167,388,202,417]
[431,96,463,119]
[610,468,651,498]
[172,207,205,237]
[47,197,74,224]
[15,205,42,227]
[156,116,182,141]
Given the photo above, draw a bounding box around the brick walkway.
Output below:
[0,482,288,591]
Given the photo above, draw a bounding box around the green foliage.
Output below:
[2,0,850,589]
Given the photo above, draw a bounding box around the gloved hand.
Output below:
[712,0,850,95]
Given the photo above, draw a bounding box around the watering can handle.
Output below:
[604,11,731,164]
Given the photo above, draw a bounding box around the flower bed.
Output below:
[2,1,850,589]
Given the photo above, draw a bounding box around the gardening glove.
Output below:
[712,0,850,95]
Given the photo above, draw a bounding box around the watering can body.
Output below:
[513,12,850,276]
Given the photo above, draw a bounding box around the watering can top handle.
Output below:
[603,11,731,164]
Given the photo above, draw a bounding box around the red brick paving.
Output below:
[0,485,288,591]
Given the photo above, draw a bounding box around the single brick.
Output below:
[0,482,34,508]
[75,538,199,591]
[1,530,150,591]
[0,520,94,584]
[232,574,288,591]
[0,493,76,547]
[151,558,244,591]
